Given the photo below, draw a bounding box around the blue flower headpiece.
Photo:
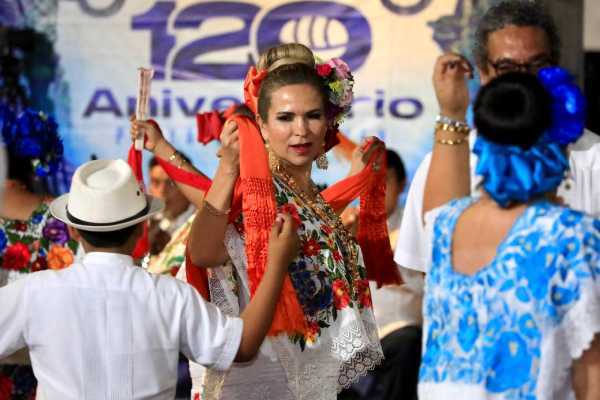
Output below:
[474,67,586,207]
[0,105,64,178]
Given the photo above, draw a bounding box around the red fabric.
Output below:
[243,66,268,115]
[156,157,212,192]
[196,110,224,145]
[127,143,149,258]
[234,115,308,336]
[185,247,211,301]
[357,152,402,287]
[321,144,402,287]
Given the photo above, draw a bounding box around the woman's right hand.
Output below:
[216,120,240,175]
[130,116,165,152]
[268,212,300,271]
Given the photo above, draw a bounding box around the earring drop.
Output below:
[265,142,280,172]
[316,153,329,170]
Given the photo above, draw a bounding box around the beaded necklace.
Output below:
[271,162,364,288]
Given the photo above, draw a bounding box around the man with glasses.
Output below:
[147,155,195,262]
[394,0,600,275]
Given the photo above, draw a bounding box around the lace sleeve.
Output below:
[546,214,600,397]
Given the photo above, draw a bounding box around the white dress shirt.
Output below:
[0,252,243,400]
[395,129,600,271]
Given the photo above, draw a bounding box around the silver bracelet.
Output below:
[436,114,469,129]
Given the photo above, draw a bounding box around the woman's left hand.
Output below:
[348,136,385,176]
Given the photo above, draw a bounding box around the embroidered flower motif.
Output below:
[14,222,27,232]
[47,245,74,270]
[0,230,7,252]
[484,332,531,392]
[332,250,343,263]
[279,203,301,226]
[321,224,333,235]
[355,279,372,308]
[3,242,31,270]
[31,255,47,272]
[302,239,321,257]
[305,321,320,345]
[43,218,70,245]
[332,279,351,309]
[31,211,44,225]
[457,310,479,352]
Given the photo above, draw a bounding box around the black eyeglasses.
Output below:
[487,58,553,75]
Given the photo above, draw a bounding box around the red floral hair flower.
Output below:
[316,63,332,77]
[332,279,351,309]
[3,242,31,270]
[302,239,321,257]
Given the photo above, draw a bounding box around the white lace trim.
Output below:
[197,225,383,399]
[418,382,489,400]
[538,284,600,400]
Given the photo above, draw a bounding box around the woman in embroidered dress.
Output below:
[0,107,79,399]
[418,59,600,399]
[173,44,390,400]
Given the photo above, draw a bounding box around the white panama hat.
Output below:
[50,159,164,232]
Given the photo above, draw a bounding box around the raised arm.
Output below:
[130,117,208,208]
[423,54,473,217]
[235,212,299,361]
[187,120,240,267]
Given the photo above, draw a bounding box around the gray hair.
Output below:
[473,1,561,68]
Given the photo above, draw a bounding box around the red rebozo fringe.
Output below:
[358,152,402,287]
[234,115,308,337]
[321,146,402,288]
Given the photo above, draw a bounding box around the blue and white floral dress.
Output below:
[417,198,600,400]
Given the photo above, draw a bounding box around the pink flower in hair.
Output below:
[327,58,351,80]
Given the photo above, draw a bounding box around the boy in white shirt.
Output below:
[0,159,299,400]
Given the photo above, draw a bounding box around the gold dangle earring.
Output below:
[316,143,329,170]
[265,142,280,172]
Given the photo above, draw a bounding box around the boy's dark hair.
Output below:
[386,149,406,185]
[77,224,140,248]
[474,72,552,149]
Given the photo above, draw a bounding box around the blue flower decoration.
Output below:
[474,136,567,208]
[518,314,540,339]
[550,285,578,306]
[485,332,531,392]
[0,107,64,178]
[538,67,586,146]
[458,310,479,352]
[0,229,7,252]
[520,247,554,300]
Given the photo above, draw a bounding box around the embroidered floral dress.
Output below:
[184,176,382,400]
[0,203,79,399]
[418,198,600,400]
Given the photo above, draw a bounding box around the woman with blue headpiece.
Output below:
[0,106,80,398]
[415,64,600,399]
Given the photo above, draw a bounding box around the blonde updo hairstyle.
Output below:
[256,43,329,122]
